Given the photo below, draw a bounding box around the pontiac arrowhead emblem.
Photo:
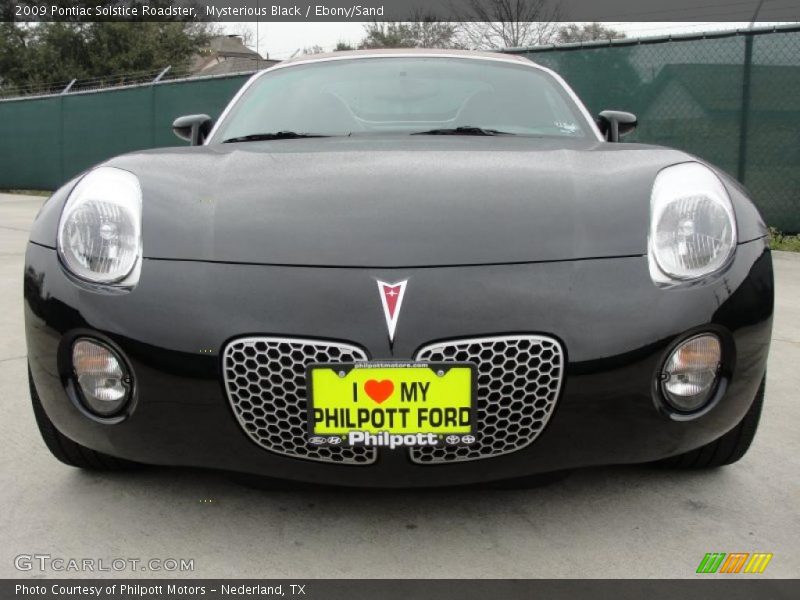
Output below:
[376,279,408,342]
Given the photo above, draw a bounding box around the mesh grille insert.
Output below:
[223,337,376,465]
[411,335,563,464]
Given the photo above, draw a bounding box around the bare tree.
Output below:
[454,0,563,49]
[359,12,463,49]
[226,24,255,49]
[359,22,418,49]
[408,15,464,49]
[301,45,326,55]
[558,23,626,43]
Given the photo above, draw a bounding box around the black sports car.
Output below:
[24,50,773,486]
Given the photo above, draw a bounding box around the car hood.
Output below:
[107,137,690,267]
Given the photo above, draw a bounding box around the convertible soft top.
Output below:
[277,47,538,67]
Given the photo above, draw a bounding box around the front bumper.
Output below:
[24,240,773,487]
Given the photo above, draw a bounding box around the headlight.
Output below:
[72,339,132,417]
[649,162,736,281]
[57,167,142,284]
[661,334,721,413]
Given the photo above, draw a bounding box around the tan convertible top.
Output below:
[278,48,536,66]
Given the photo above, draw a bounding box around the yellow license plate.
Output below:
[307,362,475,446]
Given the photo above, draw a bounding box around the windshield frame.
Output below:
[205,53,604,145]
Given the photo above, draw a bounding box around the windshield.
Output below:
[209,57,593,142]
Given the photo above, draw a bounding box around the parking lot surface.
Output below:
[1,193,798,578]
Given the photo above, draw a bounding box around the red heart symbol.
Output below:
[364,379,394,404]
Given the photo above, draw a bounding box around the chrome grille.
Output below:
[223,337,376,465]
[411,335,563,463]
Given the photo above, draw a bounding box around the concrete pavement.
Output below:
[1,193,798,578]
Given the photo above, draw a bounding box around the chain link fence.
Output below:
[0,71,252,190]
[508,25,800,232]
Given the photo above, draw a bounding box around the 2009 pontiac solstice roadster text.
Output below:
[24,4,197,18]
[25,50,772,487]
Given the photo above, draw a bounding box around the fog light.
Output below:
[661,334,721,412]
[72,339,131,416]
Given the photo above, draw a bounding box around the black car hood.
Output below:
[107,136,690,267]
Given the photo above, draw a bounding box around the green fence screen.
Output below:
[509,26,800,232]
[1,27,799,231]
[0,73,249,191]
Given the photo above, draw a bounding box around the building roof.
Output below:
[199,57,280,76]
[208,35,262,59]
[191,35,275,76]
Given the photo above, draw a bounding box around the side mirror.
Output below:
[172,114,213,146]
[597,110,637,142]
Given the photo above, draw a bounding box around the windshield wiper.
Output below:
[222,131,330,143]
[411,126,514,136]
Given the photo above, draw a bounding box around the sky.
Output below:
[222,21,797,60]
